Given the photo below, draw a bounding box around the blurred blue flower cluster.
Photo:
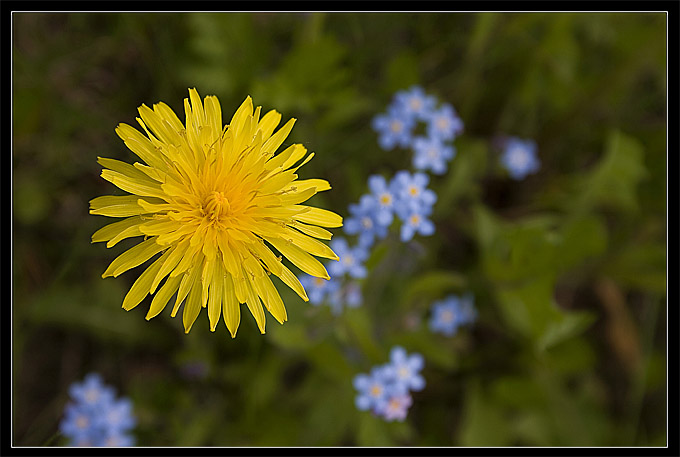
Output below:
[500,136,540,180]
[353,346,425,422]
[59,373,136,447]
[372,85,463,175]
[299,236,365,314]
[345,171,437,246]
[429,294,478,337]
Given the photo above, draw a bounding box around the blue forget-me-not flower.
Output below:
[299,274,342,306]
[372,106,416,150]
[353,365,405,413]
[393,86,437,122]
[353,346,425,422]
[395,203,435,243]
[367,174,396,226]
[59,373,136,447]
[500,137,540,180]
[376,393,413,422]
[387,346,426,392]
[328,237,369,279]
[429,294,478,337]
[391,171,437,212]
[426,103,464,142]
[412,136,456,175]
[344,195,390,249]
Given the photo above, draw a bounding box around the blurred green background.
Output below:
[12,12,667,446]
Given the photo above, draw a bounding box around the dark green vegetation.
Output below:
[13,12,666,446]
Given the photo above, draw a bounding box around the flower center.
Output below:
[436,117,449,130]
[361,217,373,229]
[314,277,326,287]
[509,148,529,168]
[205,190,231,221]
[427,148,438,159]
[441,309,454,323]
[370,385,383,397]
[410,98,422,110]
[409,214,421,226]
[84,388,99,403]
[379,193,392,206]
[342,255,355,266]
[398,366,410,378]
[390,120,403,133]
[408,186,419,197]
[76,416,89,429]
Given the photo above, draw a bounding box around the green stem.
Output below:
[42,430,61,447]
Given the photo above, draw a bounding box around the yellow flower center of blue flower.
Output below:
[314,277,326,287]
[370,385,383,397]
[390,120,403,133]
[410,98,422,110]
[342,255,354,266]
[361,217,373,229]
[408,186,419,196]
[84,388,99,403]
[379,193,392,206]
[409,214,421,225]
[76,416,89,429]
[441,309,454,323]
[398,366,410,378]
[436,117,449,130]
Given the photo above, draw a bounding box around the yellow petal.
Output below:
[256,109,281,142]
[272,264,309,302]
[121,252,167,311]
[252,274,287,324]
[292,206,343,228]
[264,143,306,172]
[172,262,201,317]
[261,118,296,156]
[151,241,188,293]
[289,221,333,240]
[102,237,166,278]
[248,240,283,276]
[222,274,241,338]
[146,274,182,320]
[207,261,224,331]
[90,195,161,217]
[243,275,266,334]
[265,237,330,279]
[115,123,169,171]
[280,227,339,260]
[92,216,143,244]
[101,169,167,200]
[182,276,203,333]
[290,178,331,193]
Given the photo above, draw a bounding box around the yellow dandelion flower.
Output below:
[90,88,342,337]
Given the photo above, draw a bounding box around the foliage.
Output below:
[12,12,666,447]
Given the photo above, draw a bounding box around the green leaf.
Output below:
[557,214,608,270]
[573,130,648,213]
[603,241,667,293]
[496,275,595,349]
[458,382,512,446]
[437,138,488,212]
[543,336,597,375]
[537,310,597,352]
[356,411,394,446]
[385,50,421,94]
[402,270,467,305]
